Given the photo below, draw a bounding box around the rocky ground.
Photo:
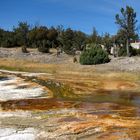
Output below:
[99,56,140,72]
[0,47,71,64]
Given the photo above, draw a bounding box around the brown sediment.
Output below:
[0,98,75,111]
[101,80,138,90]
[38,73,139,96]
[58,117,82,123]
[82,128,140,140]
[58,112,140,134]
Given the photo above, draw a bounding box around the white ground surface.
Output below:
[0,128,36,140]
[0,73,42,140]
[0,111,31,117]
[0,76,44,101]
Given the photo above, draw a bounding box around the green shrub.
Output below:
[131,48,140,56]
[80,45,110,65]
[118,47,127,56]
[130,47,137,56]
[118,46,139,56]
[136,49,140,55]
[38,45,49,53]
[38,40,50,53]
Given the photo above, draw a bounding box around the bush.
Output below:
[131,47,140,56]
[80,45,110,65]
[136,49,140,55]
[22,46,28,53]
[73,56,78,63]
[118,47,127,56]
[38,40,50,53]
[130,47,137,56]
[118,46,139,56]
[38,45,49,53]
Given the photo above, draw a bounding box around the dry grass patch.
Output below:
[0,58,58,73]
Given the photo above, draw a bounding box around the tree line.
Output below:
[0,6,139,58]
[0,22,114,54]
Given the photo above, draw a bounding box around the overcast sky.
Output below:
[0,0,140,35]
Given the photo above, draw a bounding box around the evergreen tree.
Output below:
[115,6,138,56]
[14,22,30,52]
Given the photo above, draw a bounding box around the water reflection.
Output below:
[81,90,140,107]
